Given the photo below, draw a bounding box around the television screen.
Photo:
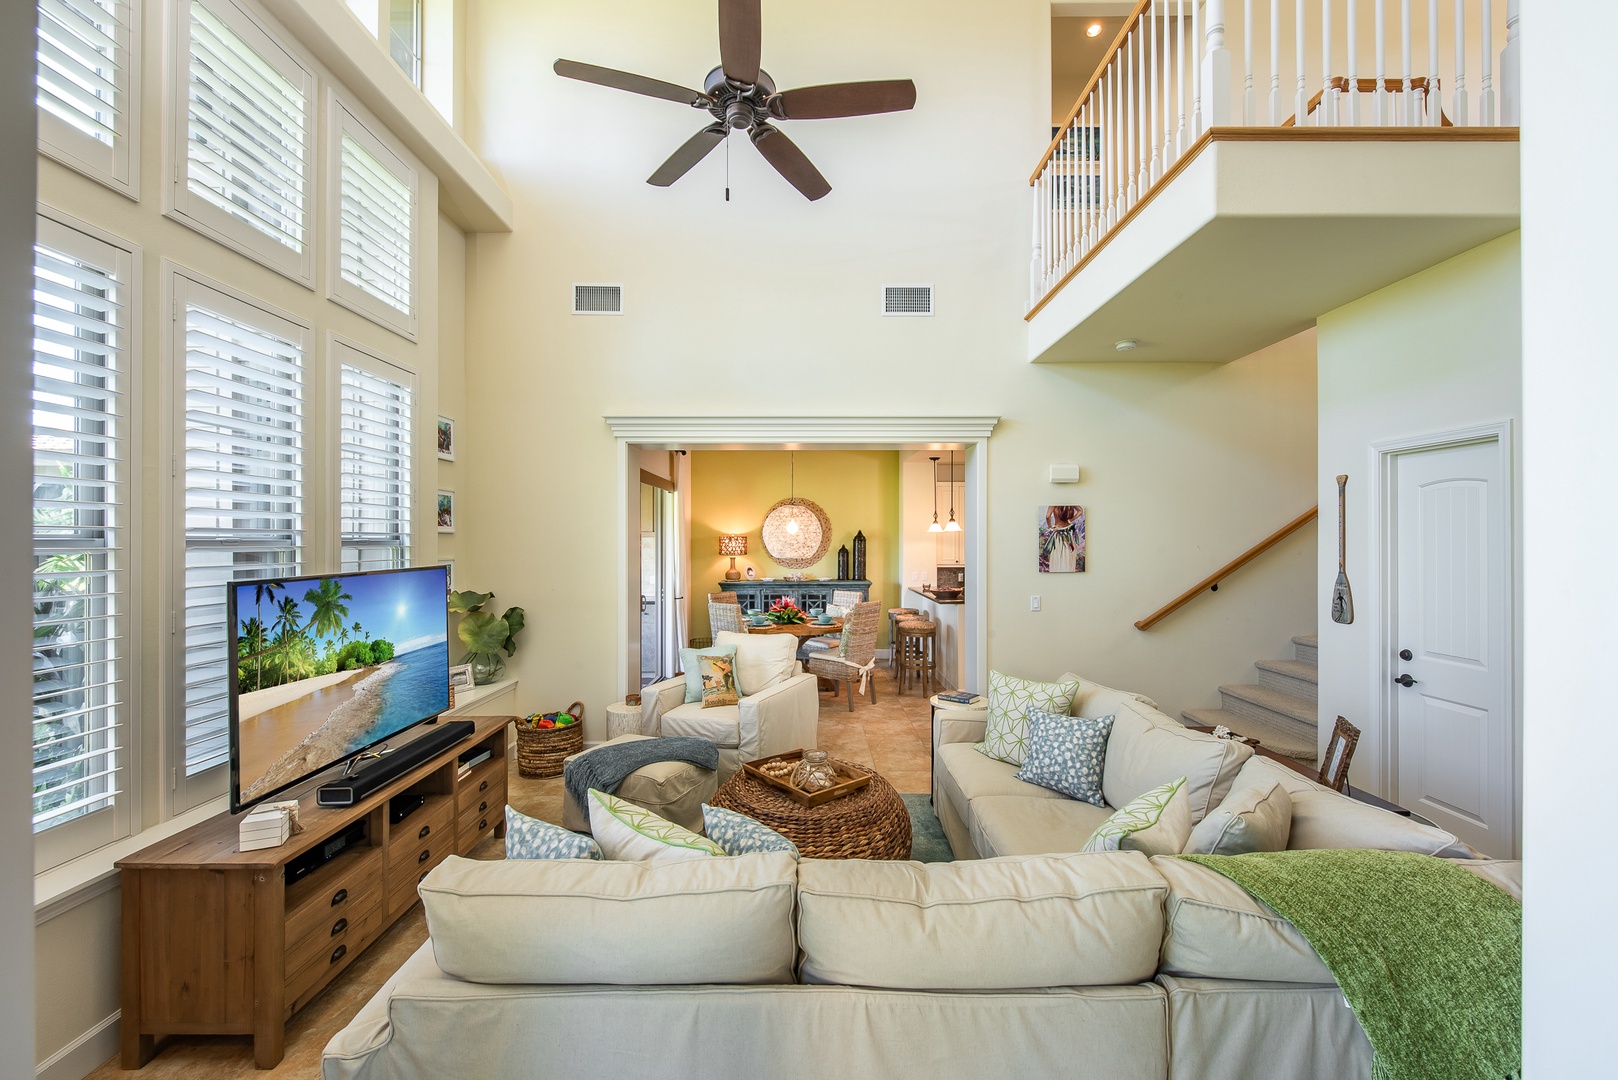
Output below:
[228,565,450,812]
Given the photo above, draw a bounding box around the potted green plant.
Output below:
[448,589,526,685]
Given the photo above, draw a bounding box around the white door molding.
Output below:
[1370,419,1517,855]
[606,416,1001,699]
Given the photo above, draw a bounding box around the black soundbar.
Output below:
[315,720,475,807]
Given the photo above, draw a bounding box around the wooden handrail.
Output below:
[1134,506,1318,631]
[1030,0,1153,183]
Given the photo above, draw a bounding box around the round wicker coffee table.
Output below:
[709,759,911,860]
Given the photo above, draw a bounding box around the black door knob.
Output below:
[1399,649,1413,661]
[1394,674,1417,687]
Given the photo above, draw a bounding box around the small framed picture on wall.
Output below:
[438,558,455,592]
[437,415,455,460]
[437,490,455,533]
[448,663,475,692]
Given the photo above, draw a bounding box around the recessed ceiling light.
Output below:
[1087,23,1103,37]
[1115,338,1140,352]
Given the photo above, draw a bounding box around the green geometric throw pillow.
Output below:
[587,788,726,863]
[1081,775,1191,856]
[978,670,1081,766]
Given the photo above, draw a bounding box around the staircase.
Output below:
[1183,635,1318,763]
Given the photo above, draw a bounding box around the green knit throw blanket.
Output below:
[1178,849,1520,1080]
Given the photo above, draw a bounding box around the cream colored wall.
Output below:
[1052,16,1125,124]
[438,214,467,588]
[456,0,1317,737]
[687,451,901,645]
[1316,232,1522,803]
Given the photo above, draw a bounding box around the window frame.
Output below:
[166,0,318,288]
[166,265,311,812]
[36,0,142,198]
[31,207,143,872]
[331,335,417,574]
[327,90,420,340]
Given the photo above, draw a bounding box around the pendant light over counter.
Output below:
[927,456,943,533]
[944,449,962,532]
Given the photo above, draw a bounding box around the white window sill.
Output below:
[445,677,518,715]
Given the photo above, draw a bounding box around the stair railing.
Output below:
[1134,506,1317,630]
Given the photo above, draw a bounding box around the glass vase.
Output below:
[468,652,506,685]
[791,750,838,793]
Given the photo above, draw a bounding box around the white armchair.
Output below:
[639,631,820,782]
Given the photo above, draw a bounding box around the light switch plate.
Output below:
[1030,595,1041,612]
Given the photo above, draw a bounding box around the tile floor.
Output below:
[84,666,933,1080]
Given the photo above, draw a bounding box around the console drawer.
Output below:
[285,884,379,979]
[385,834,451,916]
[286,893,383,1003]
[284,845,383,946]
[459,755,506,810]
[458,785,505,854]
[385,798,453,863]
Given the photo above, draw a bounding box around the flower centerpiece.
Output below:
[765,597,808,625]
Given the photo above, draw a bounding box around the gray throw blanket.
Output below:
[563,736,720,815]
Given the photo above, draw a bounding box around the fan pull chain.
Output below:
[725,134,731,202]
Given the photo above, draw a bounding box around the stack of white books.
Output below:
[239,800,298,852]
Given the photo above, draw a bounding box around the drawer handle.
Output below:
[418,848,431,864]
[330,944,347,966]
[478,800,488,813]
[478,779,489,793]
[478,818,488,832]
[418,869,429,883]
[330,888,348,907]
[418,823,431,840]
[331,917,348,937]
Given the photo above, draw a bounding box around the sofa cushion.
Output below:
[970,795,1114,857]
[714,630,798,696]
[420,853,797,985]
[796,852,1166,989]
[1236,757,1476,858]
[1103,708,1253,825]
[1067,674,1162,715]
[980,670,1082,765]
[658,701,740,747]
[1151,855,1334,984]
[1184,779,1293,856]
[1014,708,1114,805]
[936,741,1067,837]
[504,806,601,860]
[1083,777,1192,856]
[587,789,725,863]
[1455,858,1521,901]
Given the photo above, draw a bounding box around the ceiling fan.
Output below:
[554,0,916,201]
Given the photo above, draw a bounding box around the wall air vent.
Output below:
[882,285,934,317]
[573,284,624,315]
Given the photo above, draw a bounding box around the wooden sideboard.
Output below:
[717,579,870,613]
[117,714,513,1069]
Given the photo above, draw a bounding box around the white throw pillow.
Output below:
[713,630,798,697]
[1081,776,1192,856]
[587,789,726,863]
[1183,779,1293,856]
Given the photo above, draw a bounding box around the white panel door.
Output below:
[1392,439,1513,857]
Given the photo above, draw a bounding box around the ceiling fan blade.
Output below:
[554,59,710,106]
[767,80,918,120]
[718,0,762,86]
[750,124,831,201]
[648,124,728,187]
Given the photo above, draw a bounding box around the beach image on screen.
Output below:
[233,570,449,802]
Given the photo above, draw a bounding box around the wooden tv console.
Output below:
[116,714,514,1069]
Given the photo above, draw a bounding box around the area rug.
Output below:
[902,794,954,862]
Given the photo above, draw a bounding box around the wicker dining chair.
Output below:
[708,592,740,606]
[806,601,881,712]
[830,589,865,610]
[708,599,745,636]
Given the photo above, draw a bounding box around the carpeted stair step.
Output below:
[1254,657,1318,704]
[1216,682,1317,746]
[1292,634,1318,665]
[1182,707,1318,763]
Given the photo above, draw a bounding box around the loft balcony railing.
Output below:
[1029,0,1521,316]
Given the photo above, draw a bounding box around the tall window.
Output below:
[331,96,418,338]
[388,0,422,86]
[179,276,305,783]
[32,215,135,869]
[338,349,414,572]
[173,0,315,284]
[36,0,139,195]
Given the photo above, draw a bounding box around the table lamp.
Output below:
[719,534,748,580]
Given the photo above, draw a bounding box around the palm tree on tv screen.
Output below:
[302,578,353,646]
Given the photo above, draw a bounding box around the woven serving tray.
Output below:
[741,749,871,807]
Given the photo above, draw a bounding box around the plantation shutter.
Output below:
[339,356,414,572]
[37,0,129,154]
[181,287,304,777]
[337,127,415,324]
[183,0,309,257]
[31,221,129,849]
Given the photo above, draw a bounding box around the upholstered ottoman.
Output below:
[561,734,718,834]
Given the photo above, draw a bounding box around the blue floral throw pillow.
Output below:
[505,806,602,860]
[1013,707,1115,806]
[701,804,800,858]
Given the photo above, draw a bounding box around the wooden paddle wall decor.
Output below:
[1331,474,1354,625]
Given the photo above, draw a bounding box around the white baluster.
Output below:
[1177,0,1189,152]
[1192,0,1203,134]
[1480,0,1495,124]
[1297,0,1310,125]
[1374,0,1387,125]
[1347,0,1359,123]
[1126,38,1138,208]
[1453,0,1468,125]
[1109,63,1120,225]
[1030,181,1042,306]
[1151,2,1163,180]
[1427,0,1441,124]
[1243,0,1255,124]
[1400,0,1413,125]
[1270,0,1283,125]
[1500,0,1519,126]
[1203,0,1232,126]
[1324,0,1338,125]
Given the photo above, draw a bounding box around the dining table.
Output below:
[744,618,843,639]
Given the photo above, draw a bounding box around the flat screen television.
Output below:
[227,564,451,813]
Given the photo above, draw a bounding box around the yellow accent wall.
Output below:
[690,451,900,646]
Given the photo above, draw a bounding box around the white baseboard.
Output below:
[38,1011,118,1080]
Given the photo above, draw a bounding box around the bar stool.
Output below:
[895,619,937,697]
[887,608,918,673]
